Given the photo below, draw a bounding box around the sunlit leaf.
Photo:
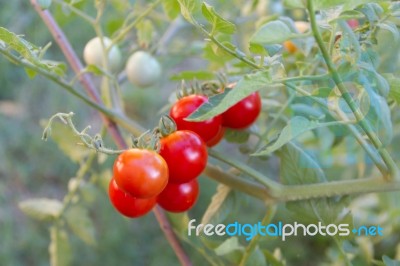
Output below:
[202,3,236,35]
[19,198,62,221]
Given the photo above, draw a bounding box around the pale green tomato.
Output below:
[125,51,161,88]
[83,37,121,73]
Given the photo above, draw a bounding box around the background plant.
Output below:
[1,0,400,265]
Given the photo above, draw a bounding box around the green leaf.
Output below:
[49,226,72,266]
[0,27,39,62]
[166,212,190,235]
[25,68,38,79]
[383,255,400,266]
[177,0,200,24]
[202,3,236,35]
[283,0,305,9]
[384,73,400,104]
[19,198,62,221]
[201,184,236,225]
[170,70,215,81]
[290,103,325,119]
[224,128,250,144]
[254,117,342,156]
[215,237,243,255]
[64,206,96,246]
[162,0,180,20]
[250,21,298,45]
[246,246,267,266]
[136,19,154,47]
[188,71,272,121]
[279,142,326,185]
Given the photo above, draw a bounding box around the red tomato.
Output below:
[206,127,225,147]
[170,95,222,144]
[222,91,262,129]
[108,178,156,218]
[157,179,199,213]
[159,130,207,184]
[113,149,168,198]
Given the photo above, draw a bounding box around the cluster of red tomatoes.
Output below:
[108,88,262,218]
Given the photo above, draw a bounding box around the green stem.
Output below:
[307,0,399,180]
[203,165,274,201]
[280,177,400,201]
[111,0,163,46]
[208,149,282,193]
[57,152,97,217]
[239,205,277,266]
[0,47,145,137]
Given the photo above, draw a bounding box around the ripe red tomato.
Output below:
[206,127,225,147]
[159,130,207,184]
[108,178,156,218]
[113,149,168,198]
[170,95,222,144]
[157,179,199,213]
[222,91,262,129]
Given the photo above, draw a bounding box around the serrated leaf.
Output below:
[201,184,235,225]
[215,237,244,256]
[202,3,236,35]
[162,0,180,20]
[0,27,39,62]
[19,198,62,221]
[64,206,96,246]
[188,71,272,121]
[383,255,400,266]
[250,21,299,46]
[49,226,72,266]
[177,0,200,24]
[170,70,215,81]
[254,117,343,156]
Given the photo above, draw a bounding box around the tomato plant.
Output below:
[159,130,207,184]
[157,179,199,213]
[109,178,156,218]
[113,149,168,199]
[2,0,400,265]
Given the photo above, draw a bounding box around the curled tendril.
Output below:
[42,112,125,155]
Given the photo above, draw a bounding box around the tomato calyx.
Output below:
[158,115,177,137]
[131,129,161,152]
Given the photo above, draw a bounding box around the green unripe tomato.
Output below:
[38,0,52,10]
[83,37,121,73]
[125,51,161,88]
